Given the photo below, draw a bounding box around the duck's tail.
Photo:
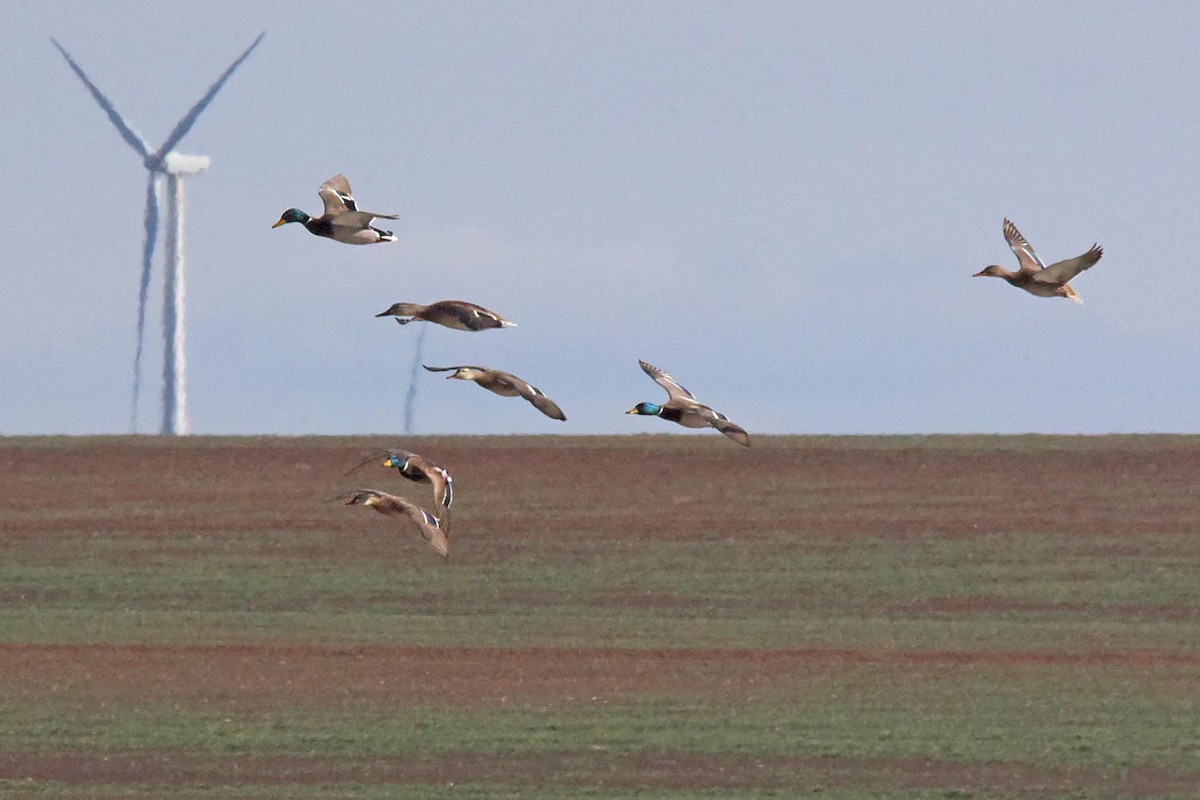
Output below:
[1064,286,1083,304]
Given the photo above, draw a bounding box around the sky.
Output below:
[4,1,1200,436]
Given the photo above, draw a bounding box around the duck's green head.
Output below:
[272,208,309,228]
[626,402,662,416]
[382,453,408,470]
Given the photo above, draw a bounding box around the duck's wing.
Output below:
[423,364,470,373]
[330,210,399,228]
[466,303,514,329]
[438,301,515,330]
[409,455,454,512]
[497,372,567,421]
[712,414,751,447]
[401,502,450,559]
[639,360,695,402]
[319,175,397,224]
[343,450,391,476]
[318,175,354,215]
[1003,218,1047,274]
[688,404,752,447]
[1032,244,1103,285]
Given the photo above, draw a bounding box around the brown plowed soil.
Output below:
[2,435,1199,795]
[4,642,1199,712]
[1,751,1197,796]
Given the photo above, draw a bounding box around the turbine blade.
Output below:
[131,175,160,432]
[154,32,265,160]
[50,38,150,159]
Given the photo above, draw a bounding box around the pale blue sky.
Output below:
[4,1,1198,435]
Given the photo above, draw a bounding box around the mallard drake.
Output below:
[626,359,750,447]
[272,174,398,245]
[340,489,448,560]
[423,364,566,421]
[974,218,1102,303]
[346,448,453,524]
[376,300,515,332]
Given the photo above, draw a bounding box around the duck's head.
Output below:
[375,303,407,318]
[973,265,1004,278]
[382,452,409,470]
[272,208,310,228]
[447,367,483,381]
[343,490,378,507]
[626,402,662,416]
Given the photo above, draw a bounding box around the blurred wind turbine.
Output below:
[403,326,428,435]
[51,33,265,435]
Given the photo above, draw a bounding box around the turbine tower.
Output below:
[52,33,264,435]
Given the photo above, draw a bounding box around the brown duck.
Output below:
[375,300,515,332]
[423,364,566,421]
[340,489,448,560]
[974,218,1102,303]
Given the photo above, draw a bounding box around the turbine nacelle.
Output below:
[164,152,211,176]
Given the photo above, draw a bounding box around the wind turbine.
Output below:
[52,33,265,435]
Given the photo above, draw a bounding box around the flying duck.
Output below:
[340,489,448,560]
[423,364,566,421]
[626,359,750,446]
[973,218,1102,303]
[376,300,515,332]
[273,174,398,245]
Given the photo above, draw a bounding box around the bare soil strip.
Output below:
[6,642,1198,666]
[4,643,1195,713]
[1,751,1196,796]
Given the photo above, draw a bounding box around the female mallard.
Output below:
[974,218,1102,303]
[272,174,398,245]
[423,364,566,421]
[627,359,750,446]
[340,489,448,560]
[376,300,515,332]
[346,449,453,530]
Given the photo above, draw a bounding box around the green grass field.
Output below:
[0,435,1197,798]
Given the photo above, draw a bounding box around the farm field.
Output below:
[0,434,1198,798]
